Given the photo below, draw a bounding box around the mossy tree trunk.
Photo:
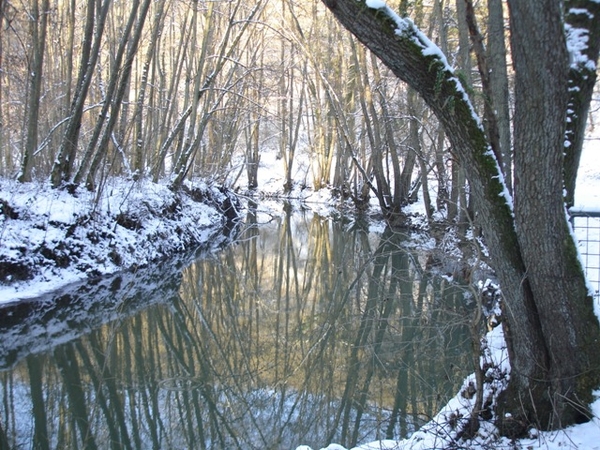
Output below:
[320,0,600,435]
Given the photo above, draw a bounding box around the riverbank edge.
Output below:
[0,177,242,304]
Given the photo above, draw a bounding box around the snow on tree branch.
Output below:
[364,0,483,130]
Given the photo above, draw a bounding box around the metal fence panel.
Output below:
[570,209,600,298]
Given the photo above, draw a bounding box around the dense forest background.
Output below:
[0,0,523,225]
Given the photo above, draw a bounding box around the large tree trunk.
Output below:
[505,0,600,430]
[320,0,600,435]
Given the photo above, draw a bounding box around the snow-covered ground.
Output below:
[0,178,236,304]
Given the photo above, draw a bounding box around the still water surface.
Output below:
[0,204,475,449]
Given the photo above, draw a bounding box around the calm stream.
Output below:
[0,204,475,449]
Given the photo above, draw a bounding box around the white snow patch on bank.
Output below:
[0,178,225,304]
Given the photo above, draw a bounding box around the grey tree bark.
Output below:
[487,0,512,190]
[506,0,600,430]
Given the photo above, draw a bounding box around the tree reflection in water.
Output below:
[0,204,475,449]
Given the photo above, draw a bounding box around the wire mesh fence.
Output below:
[570,209,600,298]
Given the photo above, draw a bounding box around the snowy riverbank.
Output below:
[0,178,240,304]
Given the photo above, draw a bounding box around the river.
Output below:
[0,203,476,449]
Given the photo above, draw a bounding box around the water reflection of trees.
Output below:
[0,207,473,449]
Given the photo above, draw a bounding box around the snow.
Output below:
[365,0,386,9]
[383,12,484,131]
[569,8,594,19]
[308,400,600,449]
[566,24,596,71]
[566,5,597,71]
[574,137,600,209]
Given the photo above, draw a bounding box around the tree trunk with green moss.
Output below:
[320,0,600,436]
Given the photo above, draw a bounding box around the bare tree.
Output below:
[50,0,111,189]
[132,0,168,178]
[17,0,50,182]
[78,0,153,191]
[487,0,512,190]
